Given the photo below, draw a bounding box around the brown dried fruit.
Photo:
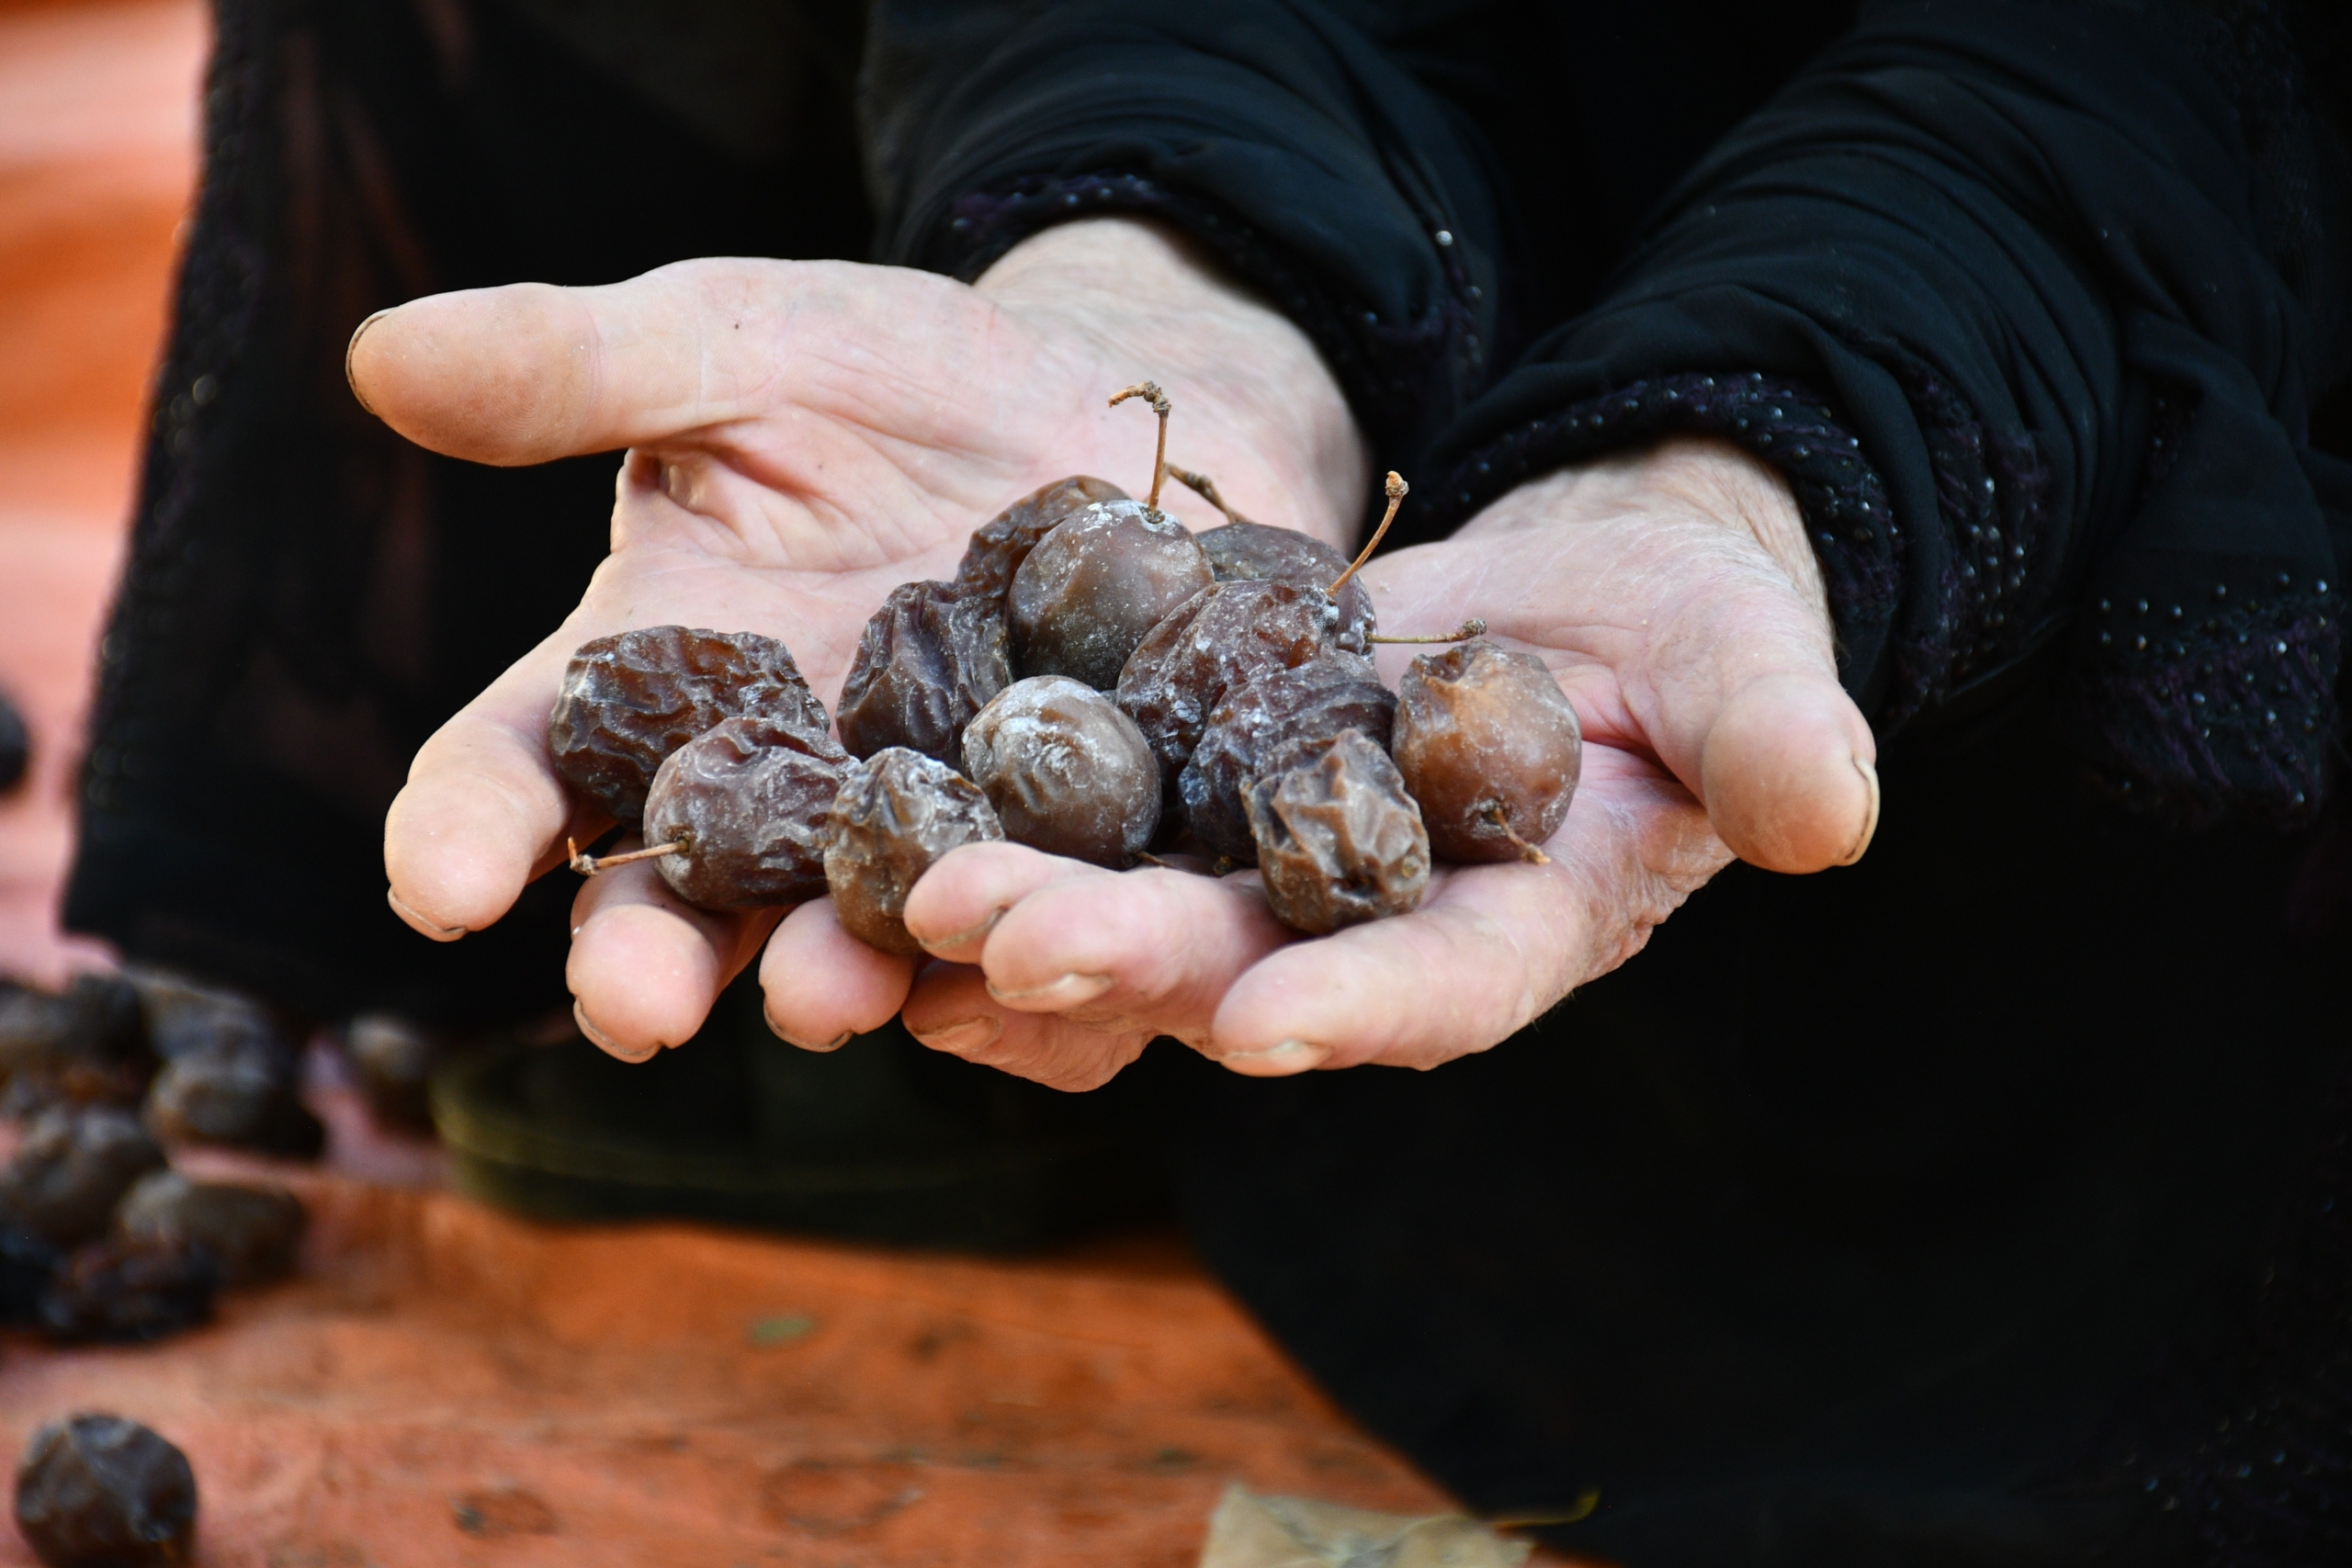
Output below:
[955,476,1128,603]
[1247,730,1430,934]
[1393,640,1581,863]
[115,1170,306,1288]
[1115,580,1340,784]
[0,975,153,1117]
[39,1239,218,1344]
[962,677,1160,867]
[548,626,828,822]
[1200,521,1376,653]
[0,1106,164,1247]
[1180,656,1396,863]
[824,749,1004,956]
[145,1033,322,1158]
[836,581,1011,764]
[14,1414,198,1565]
[641,716,848,912]
[1008,501,1215,689]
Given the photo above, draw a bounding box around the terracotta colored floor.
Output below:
[0,6,1587,1562]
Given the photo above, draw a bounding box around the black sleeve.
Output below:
[1420,0,2352,826]
[857,0,1510,462]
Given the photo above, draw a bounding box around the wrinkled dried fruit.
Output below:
[1116,580,1339,784]
[0,1106,164,1247]
[145,1040,322,1159]
[0,975,153,1117]
[1393,640,1582,863]
[39,1238,218,1344]
[548,626,828,821]
[1008,501,1215,689]
[341,1013,441,1133]
[14,1414,197,1567]
[1181,656,1396,862]
[955,475,1128,603]
[642,716,848,912]
[962,677,1159,867]
[836,581,1011,763]
[824,749,1004,956]
[115,1171,305,1288]
[1247,731,1430,934]
[1200,520,1376,653]
[122,968,293,1063]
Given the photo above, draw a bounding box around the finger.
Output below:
[566,847,774,1062]
[759,897,915,1051]
[346,258,981,468]
[1212,750,1727,1070]
[900,964,1150,1093]
[899,840,1096,964]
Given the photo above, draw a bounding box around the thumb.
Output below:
[1698,671,1879,872]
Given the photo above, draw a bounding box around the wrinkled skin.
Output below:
[1201,520,1375,653]
[1115,579,1338,784]
[824,749,1004,957]
[642,716,846,911]
[956,476,1128,603]
[1181,655,1395,863]
[1008,500,1216,689]
[14,1415,198,1564]
[1248,730,1431,933]
[548,626,826,821]
[1394,639,1584,863]
[963,676,1159,867]
[836,581,1011,764]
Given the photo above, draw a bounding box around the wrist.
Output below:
[975,219,1370,547]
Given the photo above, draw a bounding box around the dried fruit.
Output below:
[1008,501,1215,690]
[0,975,153,1117]
[1181,656,1396,862]
[824,750,1004,956]
[1247,731,1430,933]
[639,716,848,912]
[145,1039,322,1159]
[39,1239,218,1344]
[1392,641,1582,863]
[955,476,1127,603]
[0,1224,58,1326]
[836,581,1011,763]
[963,677,1160,867]
[115,1171,305,1289]
[1200,521,1376,654]
[548,626,828,822]
[1115,581,1339,784]
[122,968,292,1064]
[14,1414,197,1567]
[341,1013,441,1133]
[0,1107,164,1247]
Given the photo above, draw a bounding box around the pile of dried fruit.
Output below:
[556,385,1582,945]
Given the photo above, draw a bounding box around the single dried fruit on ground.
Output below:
[1392,640,1582,863]
[1248,731,1430,934]
[642,716,848,912]
[1008,501,1215,690]
[1181,656,1396,863]
[824,750,1004,955]
[548,626,829,822]
[1200,520,1376,653]
[1116,581,1339,785]
[144,1038,322,1159]
[963,677,1159,867]
[836,581,1011,764]
[115,1170,306,1288]
[341,1013,442,1133]
[14,1414,197,1568]
[39,1239,218,1344]
[955,475,1127,603]
[0,1106,164,1247]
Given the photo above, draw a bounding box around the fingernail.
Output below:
[913,906,1005,955]
[767,1013,853,1053]
[345,309,389,413]
[574,1000,661,1064]
[387,887,466,942]
[1839,754,1881,865]
[918,1017,1001,1057]
[985,972,1114,1007]
[1219,1040,1331,1077]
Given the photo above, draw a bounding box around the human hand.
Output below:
[871,437,1877,1089]
[356,219,1369,1060]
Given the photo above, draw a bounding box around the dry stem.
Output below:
[1328,471,1408,595]
[569,836,686,877]
[1109,382,1170,511]
[1368,617,1487,645]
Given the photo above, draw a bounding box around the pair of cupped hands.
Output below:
[356,219,1877,1092]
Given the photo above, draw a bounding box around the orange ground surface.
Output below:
[0,5,1583,1562]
